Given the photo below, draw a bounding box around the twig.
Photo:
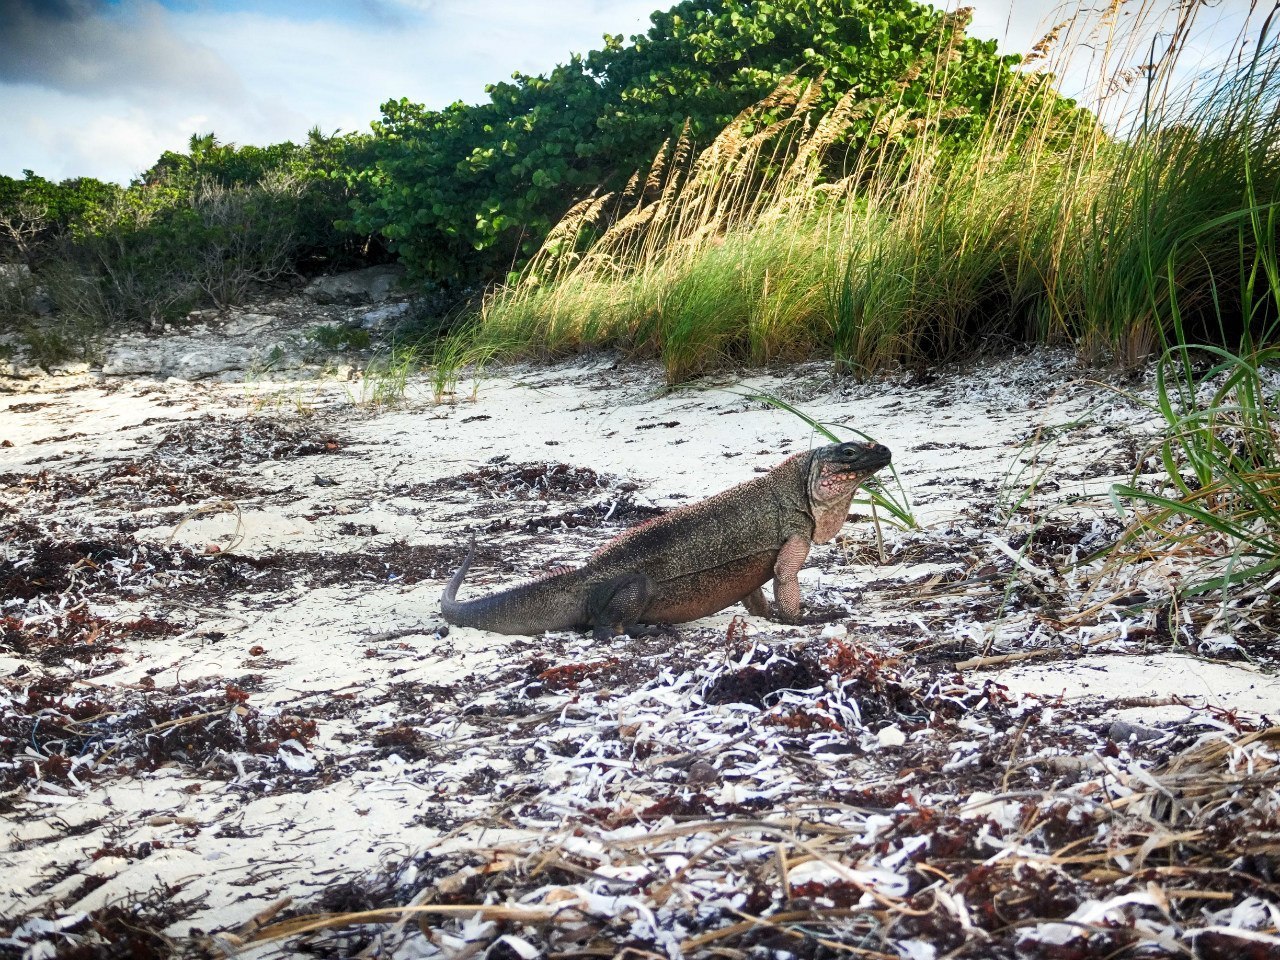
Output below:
[365,626,434,642]
[208,897,293,955]
[247,904,559,944]
[955,649,1055,670]
[166,499,245,554]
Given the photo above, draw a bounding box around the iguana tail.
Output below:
[440,540,586,635]
[439,538,477,621]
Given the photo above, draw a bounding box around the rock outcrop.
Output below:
[101,312,307,379]
[304,265,405,305]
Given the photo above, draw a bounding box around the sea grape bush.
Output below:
[352,0,1043,285]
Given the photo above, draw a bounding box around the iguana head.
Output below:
[807,440,892,509]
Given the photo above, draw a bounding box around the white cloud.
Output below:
[0,0,659,183]
[0,87,217,182]
[0,0,1262,185]
[0,0,243,102]
[173,0,658,122]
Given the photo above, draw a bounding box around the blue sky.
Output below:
[0,0,1262,184]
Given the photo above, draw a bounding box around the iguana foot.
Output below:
[624,622,679,638]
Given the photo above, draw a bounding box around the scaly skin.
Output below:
[440,440,892,638]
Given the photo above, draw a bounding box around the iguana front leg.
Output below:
[773,535,811,622]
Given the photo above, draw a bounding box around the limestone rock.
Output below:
[360,301,412,330]
[0,263,32,288]
[103,341,251,378]
[222,312,283,337]
[304,265,405,305]
[101,327,306,379]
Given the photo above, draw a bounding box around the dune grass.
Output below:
[1106,189,1280,604]
[456,2,1278,384]
[1110,344,1280,599]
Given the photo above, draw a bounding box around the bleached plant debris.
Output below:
[1,347,1276,958]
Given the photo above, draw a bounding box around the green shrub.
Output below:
[352,0,1049,286]
[0,171,120,266]
[37,168,343,330]
[141,129,381,272]
[0,129,382,334]
[182,173,311,307]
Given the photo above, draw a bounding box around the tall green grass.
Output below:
[1109,344,1280,600]
[1097,16,1280,605]
[464,2,1278,383]
[1107,165,1280,601]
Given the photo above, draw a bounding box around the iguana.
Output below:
[441,440,892,639]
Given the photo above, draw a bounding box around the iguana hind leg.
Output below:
[742,586,770,617]
[586,572,654,642]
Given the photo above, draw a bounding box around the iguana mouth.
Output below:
[817,441,891,487]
